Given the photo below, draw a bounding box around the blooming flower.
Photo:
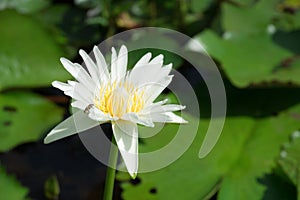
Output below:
[44,45,187,178]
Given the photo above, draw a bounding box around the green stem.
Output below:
[103,136,118,200]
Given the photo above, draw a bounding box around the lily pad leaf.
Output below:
[222,1,278,35]
[0,10,70,91]
[0,0,50,14]
[218,104,300,200]
[195,30,297,87]
[191,2,300,88]
[278,130,300,194]
[118,104,300,199]
[0,92,64,152]
[0,164,29,200]
[118,114,255,200]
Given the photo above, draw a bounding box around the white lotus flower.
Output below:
[44,45,187,178]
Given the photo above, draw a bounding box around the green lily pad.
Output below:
[0,0,50,14]
[222,1,276,35]
[195,30,297,87]
[0,10,70,91]
[0,165,29,200]
[191,2,300,88]
[278,130,300,195]
[0,92,63,152]
[218,105,300,200]
[118,104,300,199]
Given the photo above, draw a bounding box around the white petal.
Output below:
[117,45,128,79]
[144,75,173,105]
[111,47,118,81]
[151,112,188,123]
[130,63,163,86]
[88,107,110,122]
[53,80,91,105]
[73,63,96,90]
[134,52,152,68]
[44,110,99,144]
[79,49,100,84]
[150,104,186,114]
[112,121,138,178]
[60,58,95,90]
[52,81,72,92]
[130,54,172,89]
[122,113,154,127]
[149,54,163,65]
[139,99,168,114]
[71,100,87,110]
[60,57,79,78]
[64,81,93,104]
[93,46,109,81]
[160,63,172,78]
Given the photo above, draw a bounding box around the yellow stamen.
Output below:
[94,80,145,117]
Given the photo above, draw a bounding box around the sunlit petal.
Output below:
[44,110,100,144]
[111,47,118,81]
[79,49,100,85]
[122,113,154,127]
[150,112,188,124]
[93,46,109,81]
[117,45,128,79]
[112,121,138,178]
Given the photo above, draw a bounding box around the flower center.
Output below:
[94,80,145,118]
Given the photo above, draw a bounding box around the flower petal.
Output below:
[112,120,138,178]
[150,112,188,124]
[122,113,154,127]
[130,63,163,86]
[71,100,88,110]
[144,75,173,105]
[93,46,109,81]
[111,47,118,81]
[130,55,172,89]
[139,99,168,114]
[73,63,97,91]
[88,107,110,122]
[44,110,100,144]
[61,81,93,104]
[79,49,100,85]
[149,104,186,114]
[149,54,163,65]
[117,45,128,79]
[134,52,152,68]
[111,46,128,81]
[60,58,95,90]
[52,80,72,92]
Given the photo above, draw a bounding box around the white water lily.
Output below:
[44,45,187,178]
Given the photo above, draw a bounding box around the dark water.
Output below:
[0,134,122,200]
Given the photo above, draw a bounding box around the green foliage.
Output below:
[118,103,300,199]
[190,0,213,13]
[44,175,60,200]
[192,1,300,88]
[195,30,299,87]
[0,165,29,200]
[278,131,300,198]
[0,0,50,14]
[0,92,63,152]
[0,10,70,91]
